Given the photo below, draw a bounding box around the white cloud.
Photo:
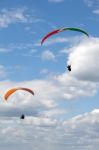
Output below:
[0,116,58,149]
[55,73,97,99]
[0,7,43,28]
[93,9,99,14]
[23,116,57,126]
[0,8,27,28]
[41,50,56,61]
[67,37,99,82]
[42,108,68,118]
[64,109,99,126]
[0,109,99,149]
[61,109,99,149]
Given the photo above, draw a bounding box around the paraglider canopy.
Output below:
[41,27,89,45]
[4,87,34,100]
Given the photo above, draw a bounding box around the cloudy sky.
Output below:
[0,0,99,149]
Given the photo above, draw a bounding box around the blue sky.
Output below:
[1,0,99,149]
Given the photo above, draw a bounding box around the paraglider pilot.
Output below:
[20,114,25,119]
[67,65,71,72]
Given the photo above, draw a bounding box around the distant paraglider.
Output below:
[4,87,34,100]
[4,87,34,120]
[41,27,89,45]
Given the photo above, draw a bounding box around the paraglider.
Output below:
[41,27,89,45]
[41,27,89,72]
[4,87,34,100]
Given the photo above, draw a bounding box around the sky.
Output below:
[0,0,99,149]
